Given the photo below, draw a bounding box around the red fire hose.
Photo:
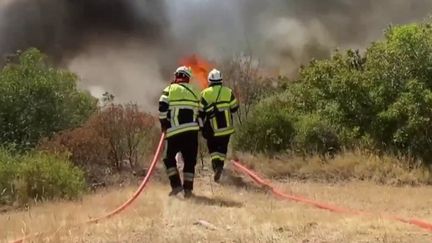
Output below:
[231,160,432,233]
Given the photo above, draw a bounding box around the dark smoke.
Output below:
[168,0,432,75]
[0,0,432,107]
[0,0,168,63]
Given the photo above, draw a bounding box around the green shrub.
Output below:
[293,114,340,157]
[16,153,86,203]
[0,148,17,204]
[0,149,86,205]
[234,102,295,154]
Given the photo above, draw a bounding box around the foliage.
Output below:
[0,48,97,150]
[15,153,86,203]
[221,54,282,125]
[235,21,432,164]
[39,103,158,174]
[0,148,86,205]
[293,114,340,158]
[233,101,295,154]
[0,148,17,204]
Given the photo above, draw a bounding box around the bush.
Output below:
[16,153,86,203]
[0,149,17,204]
[293,114,340,158]
[39,102,158,179]
[233,102,295,154]
[0,48,97,150]
[96,103,158,170]
[0,149,86,205]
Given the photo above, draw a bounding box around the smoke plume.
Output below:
[0,0,432,107]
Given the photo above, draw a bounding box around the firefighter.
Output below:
[159,66,201,198]
[200,69,239,182]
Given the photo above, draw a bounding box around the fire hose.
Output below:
[231,160,432,233]
[11,133,166,243]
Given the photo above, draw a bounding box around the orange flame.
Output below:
[180,54,213,90]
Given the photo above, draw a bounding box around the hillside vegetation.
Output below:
[1,21,432,207]
[235,22,432,165]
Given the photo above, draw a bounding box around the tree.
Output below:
[221,54,280,125]
[0,48,97,150]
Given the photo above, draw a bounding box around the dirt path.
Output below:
[1,177,432,243]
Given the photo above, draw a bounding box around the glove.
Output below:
[160,119,170,132]
[202,123,213,140]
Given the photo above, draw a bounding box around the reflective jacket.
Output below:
[159,83,201,138]
[200,84,239,137]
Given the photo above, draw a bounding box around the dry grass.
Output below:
[1,168,432,243]
[236,152,432,185]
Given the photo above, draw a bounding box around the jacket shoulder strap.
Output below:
[179,84,198,101]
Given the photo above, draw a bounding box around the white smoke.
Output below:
[67,41,165,112]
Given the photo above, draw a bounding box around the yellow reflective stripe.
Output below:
[229,98,238,106]
[216,103,230,109]
[210,152,226,161]
[170,101,199,107]
[173,108,179,126]
[167,122,199,132]
[214,128,235,137]
[211,152,226,158]
[224,110,230,127]
[167,127,199,137]
[205,106,215,113]
[211,117,218,130]
[212,155,225,161]
[166,124,199,138]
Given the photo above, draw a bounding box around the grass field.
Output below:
[2,167,432,243]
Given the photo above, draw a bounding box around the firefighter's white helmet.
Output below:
[208,68,223,83]
[175,66,192,78]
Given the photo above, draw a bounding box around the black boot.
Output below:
[212,159,224,183]
[183,178,194,198]
[184,189,193,198]
[169,186,183,197]
[167,172,183,197]
[214,167,223,183]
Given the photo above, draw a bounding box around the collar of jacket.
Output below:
[209,83,222,87]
